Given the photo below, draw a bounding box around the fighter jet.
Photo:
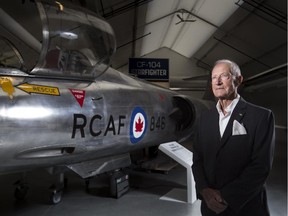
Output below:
[0,0,211,204]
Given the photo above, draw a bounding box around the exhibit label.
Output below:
[129,58,169,81]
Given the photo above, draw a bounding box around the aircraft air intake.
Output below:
[171,96,195,132]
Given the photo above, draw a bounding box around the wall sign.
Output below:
[129,58,169,81]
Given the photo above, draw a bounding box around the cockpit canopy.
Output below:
[0,0,116,80]
[0,36,24,70]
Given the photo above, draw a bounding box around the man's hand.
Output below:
[201,188,228,214]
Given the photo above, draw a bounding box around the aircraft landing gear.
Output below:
[85,178,91,193]
[49,173,66,204]
[49,186,63,204]
[14,180,29,201]
[13,170,68,204]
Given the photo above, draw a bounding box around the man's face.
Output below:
[211,63,240,100]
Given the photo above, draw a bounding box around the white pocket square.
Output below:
[232,120,247,135]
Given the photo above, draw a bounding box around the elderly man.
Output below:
[192,59,275,216]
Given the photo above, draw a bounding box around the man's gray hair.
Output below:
[215,59,241,77]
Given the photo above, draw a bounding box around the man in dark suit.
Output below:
[192,59,275,215]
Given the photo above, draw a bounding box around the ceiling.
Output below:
[0,0,286,91]
[83,0,287,89]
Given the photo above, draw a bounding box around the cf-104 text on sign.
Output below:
[129,58,169,81]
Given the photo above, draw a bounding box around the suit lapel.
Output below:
[220,98,247,147]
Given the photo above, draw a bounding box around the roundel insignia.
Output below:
[130,107,147,143]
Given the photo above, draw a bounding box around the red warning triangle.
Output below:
[70,89,85,107]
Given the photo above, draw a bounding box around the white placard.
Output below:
[159,141,192,167]
[159,141,196,204]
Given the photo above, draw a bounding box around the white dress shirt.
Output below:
[216,94,240,137]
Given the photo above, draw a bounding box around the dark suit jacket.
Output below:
[192,98,275,215]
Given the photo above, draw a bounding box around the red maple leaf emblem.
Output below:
[135,117,143,132]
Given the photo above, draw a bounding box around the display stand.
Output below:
[158,141,196,204]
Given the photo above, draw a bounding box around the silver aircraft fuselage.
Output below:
[0,0,210,177]
[0,67,199,173]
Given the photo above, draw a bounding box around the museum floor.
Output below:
[0,132,286,216]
